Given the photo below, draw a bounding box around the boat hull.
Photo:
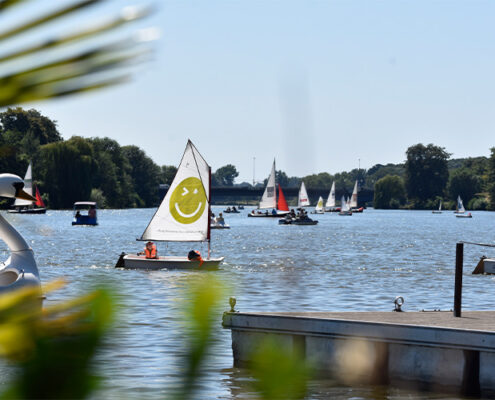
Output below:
[248,211,289,218]
[117,254,224,270]
[8,207,46,214]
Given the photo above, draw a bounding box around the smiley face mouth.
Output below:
[174,202,203,219]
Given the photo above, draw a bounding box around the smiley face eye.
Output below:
[193,188,198,194]
[182,187,189,196]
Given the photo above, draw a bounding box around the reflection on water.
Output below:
[1,208,495,399]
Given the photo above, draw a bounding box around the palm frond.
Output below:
[0,0,156,108]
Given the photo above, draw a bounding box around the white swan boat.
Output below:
[0,174,41,293]
[116,141,224,270]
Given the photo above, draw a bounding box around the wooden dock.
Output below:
[223,310,495,397]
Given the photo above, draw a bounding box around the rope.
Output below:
[460,241,495,248]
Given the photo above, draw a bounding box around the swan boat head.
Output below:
[0,173,41,294]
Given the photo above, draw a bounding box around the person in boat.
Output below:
[215,212,225,226]
[75,210,81,219]
[188,250,204,267]
[139,241,158,259]
[88,205,96,219]
[289,209,296,218]
[271,209,277,215]
[232,206,237,212]
[226,206,231,212]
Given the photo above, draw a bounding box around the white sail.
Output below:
[14,162,33,207]
[350,180,358,208]
[259,160,277,209]
[457,196,465,213]
[141,140,210,242]
[341,195,350,212]
[315,196,324,212]
[298,181,310,207]
[439,201,442,211]
[326,181,336,207]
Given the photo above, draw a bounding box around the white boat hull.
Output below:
[117,254,224,270]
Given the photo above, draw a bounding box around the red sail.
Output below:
[35,186,45,208]
[277,184,289,211]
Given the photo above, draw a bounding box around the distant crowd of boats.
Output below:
[247,160,364,220]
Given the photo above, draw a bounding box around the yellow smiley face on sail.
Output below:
[169,177,207,224]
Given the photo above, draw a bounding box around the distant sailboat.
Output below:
[432,201,442,214]
[339,195,352,216]
[249,160,289,218]
[454,196,465,214]
[325,181,339,212]
[8,162,46,214]
[298,181,310,208]
[349,180,363,212]
[313,196,324,214]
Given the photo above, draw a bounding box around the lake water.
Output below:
[2,207,495,399]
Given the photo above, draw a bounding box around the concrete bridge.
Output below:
[159,186,374,207]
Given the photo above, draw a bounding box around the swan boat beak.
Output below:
[13,182,36,201]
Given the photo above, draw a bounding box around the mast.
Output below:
[207,165,211,259]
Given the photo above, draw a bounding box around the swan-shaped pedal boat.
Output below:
[0,174,41,293]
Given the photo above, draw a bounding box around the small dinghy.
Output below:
[456,212,472,218]
[8,162,46,214]
[248,160,289,218]
[311,196,325,214]
[339,195,352,216]
[116,140,224,270]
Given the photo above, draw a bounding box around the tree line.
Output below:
[2,108,494,210]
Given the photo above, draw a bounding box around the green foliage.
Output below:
[89,188,107,208]
[0,1,151,107]
[248,338,312,400]
[174,276,224,400]
[373,175,406,209]
[161,165,178,185]
[405,143,450,203]
[40,137,95,208]
[488,148,495,210]
[447,168,481,204]
[468,196,488,211]
[213,164,239,187]
[122,145,161,207]
[0,280,115,399]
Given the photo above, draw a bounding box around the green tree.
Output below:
[404,143,450,205]
[447,169,481,204]
[122,145,161,207]
[40,137,95,208]
[374,175,406,209]
[161,165,178,185]
[89,137,134,208]
[213,164,239,186]
[488,148,495,210]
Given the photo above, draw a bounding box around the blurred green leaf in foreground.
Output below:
[0,0,156,108]
[0,279,115,399]
[248,338,313,400]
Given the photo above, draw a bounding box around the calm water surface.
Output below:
[2,208,495,399]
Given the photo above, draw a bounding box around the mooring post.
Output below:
[454,242,464,317]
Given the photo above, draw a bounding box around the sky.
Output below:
[16,0,495,183]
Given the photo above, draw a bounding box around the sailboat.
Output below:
[8,162,46,214]
[349,180,363,212]
[115,140,224,270]
[312,196,324,214]
[248,160,289,218]
[454,196,465,214]
[325,181,339,212]
[454,195,472,218]
[432,201,442,214]
[298,181,310,208]
[339,195,352,216]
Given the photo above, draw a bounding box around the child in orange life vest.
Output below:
[139,241,158,259]
[187,250,204,267]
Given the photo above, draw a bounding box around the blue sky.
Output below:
[25,0,495,183]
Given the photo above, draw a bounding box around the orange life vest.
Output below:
[145,244,157,259]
